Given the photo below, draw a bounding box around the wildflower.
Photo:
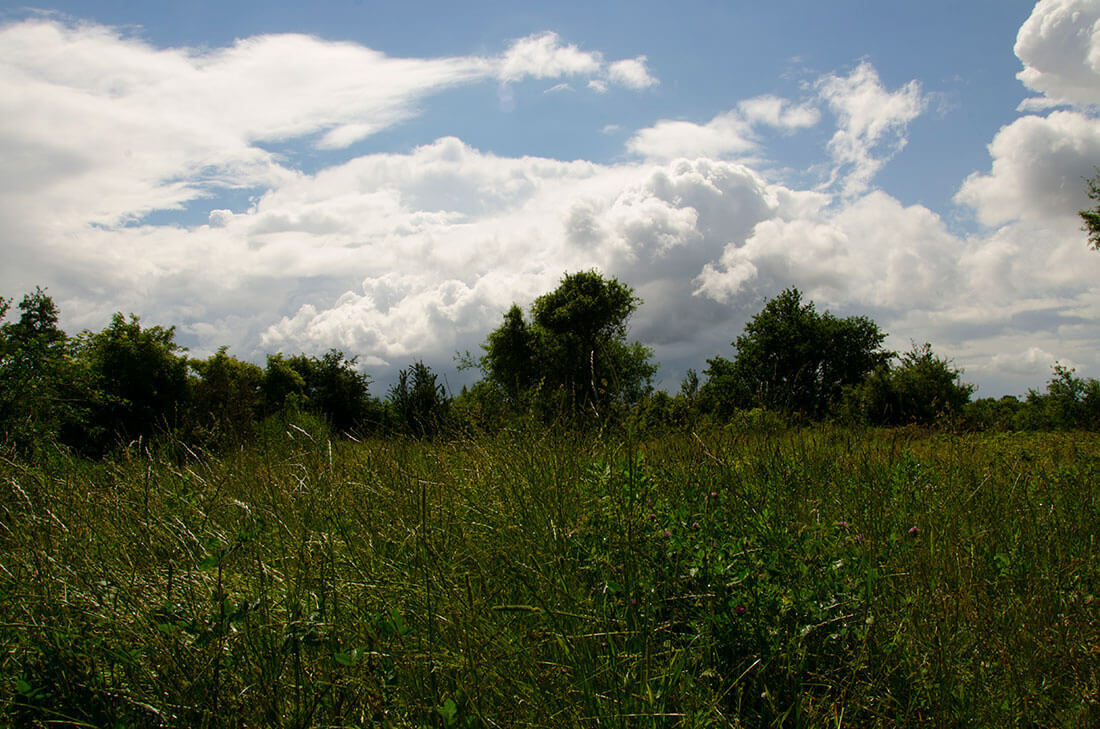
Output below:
[664,529,671,537]
[735,605,747,616]
[908,526,921,537]
[692,521,699,529]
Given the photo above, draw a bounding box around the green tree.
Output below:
[1024,363,1100,430]
[0,288,89,451]
[189,347,264,443]
[262,350,380,433]
[481,304,536,402]
[701,288,889,418]
[388,360,451,437]
[1081,170,1100,250]
[478,271,657,420]
[76,313,190,447]
[844,342,975,425]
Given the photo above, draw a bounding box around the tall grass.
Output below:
[1,422,1097,727]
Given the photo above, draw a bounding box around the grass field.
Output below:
[1,420,1098,727]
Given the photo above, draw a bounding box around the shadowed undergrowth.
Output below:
[1,423,1098,727]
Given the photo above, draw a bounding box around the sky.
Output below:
[2,0,1100,399]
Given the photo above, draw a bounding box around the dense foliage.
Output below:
[0,288,84,452]
[388,360,452,437]
[7,276,1100,460]
[700,288,890,418]
[843,342,975,425]
[475,271,657,422]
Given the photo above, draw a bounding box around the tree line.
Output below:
[2,268,1099,458]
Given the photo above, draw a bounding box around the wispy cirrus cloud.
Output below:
[816,60,926,196]
[625,93,818,161]
[497,31,657,90]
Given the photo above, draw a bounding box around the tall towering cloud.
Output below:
[1015,0,1100,108]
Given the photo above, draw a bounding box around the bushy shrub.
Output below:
[701,288,889,419]
[962,395,1026,431]
[843,343,974,425]
[188,347,264,446]
[75,313,191,450]
[1023,364,1100,430]
[261,350,383,434]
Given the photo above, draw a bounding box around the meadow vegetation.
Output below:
[2,271,1099,726]
[2,418,1097,727]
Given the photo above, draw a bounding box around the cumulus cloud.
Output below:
[1015,0,1100,108]
[695,191,962,311]
[607,56,658,90]
[955,110,1100,226]
[627,113,757,160]
[498,31,603,82]
[254,149,789,363]
[208,209,234,228]
[5,13,1100,399]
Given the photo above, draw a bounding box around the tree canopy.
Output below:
[701,288,890,418]
[843,342,975,425]
[478,270,656,420]
[0,287,86,450]
[77,313,191,447]
[388,360,451,437]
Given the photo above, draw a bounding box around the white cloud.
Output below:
[5,15,1100,399]
[497,34,658,92]
[695,191,962,311]
[955,110,1100,226]
[208,209,234,227]
[627,113,757,160]
[1015,0,1100,108]
[626,93,823,162]
[254,150,786,362]
[738,94,819,131]
[990,346,1059,376]
[816,61,926,195]
[0,18,658,239]
[498,31,603,82]
[607,56,658,90]
[0,18,488,236]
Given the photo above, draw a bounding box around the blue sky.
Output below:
[2,0,1099,398]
